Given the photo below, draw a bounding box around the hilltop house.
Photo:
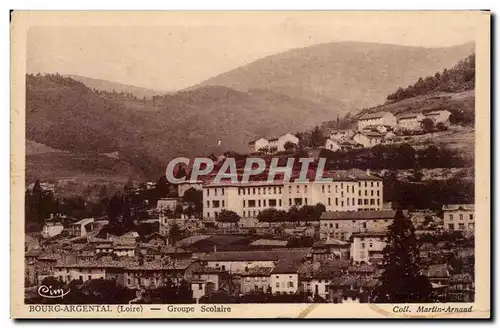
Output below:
[330,129,355,141]
[41,220,64,239]
[350,232,386,264]
[248,133,299,153]
[424,110,452,124]
[357,112,397,131]
[397,112,425,131]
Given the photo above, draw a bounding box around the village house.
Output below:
[270,260,301,295]
[424,109,452,124]
[248,133,299,153]
[447,273,474,302]
[190,267,232,301]
[442,204,475,232]
[320,210,398,241]
[330,129,355,141]
[41,220,65,239]
[238,267,273,294]
[357,111,397,131]
[311,239,350,261]
[302,259,350,299]
[199,250,308,274]
[70,218,95,237]
[350,232,386,264]
[324,138,341,152]
[328,275,377,303]
[397,112,425,131]
[353,131,384,148]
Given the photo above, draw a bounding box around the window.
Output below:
[347,198,350,206]
[263,200,266,207]
[335,198,339,206]
[214,211,218,218]
[358,190,361,196]
[273,187,277,194]
[377,190,380,196]
[370,199,375,205]
[335,223,339,229]
[358,199,362,205]
[263,188,266,195]
[243,211,246,217]
[371,190,374,196]
[258,200,261,207]
[258,188,261,195]
[294,198,303,206]
[289,186,292,193]
[362,222,367,229]
[364,190,367,196]
[243,200,246,207]
[288,281,294,288]
[206,201,210,208]
[222,200,225,207]
[371,182,374,187]
[199,283,203,290]
[269,199,277,207]
[369,242,373,248]
[361,243,365,249]
[248,200,256,208]
[276,282,280,288]
[207,212,210,217]
[364,199,368,205]
[242,188,246,195]
[459,223,465,229]
[341,183,344,189]
[222,188,225,195]
[253,188,256,195]
[322,185,325,193]
[206,189,210,197]
[215,189,217,196]
[459,214,464,220]
[329,223,333,228]
[279,199,282,206]
[212,200,220,208]
[448,224,454,230]
[328,185,331,193]
[469,214,474,220]
[305,198,308,205]
[297,185,300,193]
[449,214,453,220]
[289,198,292,206]
[328,198,331,206]
[305,185,308,193]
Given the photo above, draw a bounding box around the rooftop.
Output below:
[359,111,393,120]
[320,210,398,221]
[200,249,309,262]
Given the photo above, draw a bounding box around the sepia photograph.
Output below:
[10,10,490,318]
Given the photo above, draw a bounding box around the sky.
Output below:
[26,12,478,91]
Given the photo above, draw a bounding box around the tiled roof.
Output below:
[249,239,288,247]
[271,259,303,274]
[442,204,474,211]
[321,210,398,221]
[201,250,309,262]
[238,267,274,276]
[449,273,473,284]
[357,131,384,138]
[424,264,450,278]
[359,111,393,120]
[348,263,376,274]
[397,112,423,120]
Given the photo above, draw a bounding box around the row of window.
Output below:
[207,200,225,208]
[243,199,281,208]
[448,213,474,221]
[239,186,283,196]
[322,219,390,229]
[447,223,475,230]
[245,276,267,282]
[275,281,294,288]
[206,181,381,197]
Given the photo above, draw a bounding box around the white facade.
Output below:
[41,222,64,239]
[425,110,452,124]
[397,113,425,131]
[350,234,386,264]
[203,173,383,219]
[271,273,298,294]
[357,112,397,131]
[205,260,275,274]
[54,266,106,283]
[443,204,474,232]
[249,133,299,153]
[353,132,383,148]
[325,139,341,152]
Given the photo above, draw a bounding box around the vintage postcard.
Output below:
[11,11,490,319]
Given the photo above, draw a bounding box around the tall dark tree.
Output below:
[310,126,326,148]
[182,188,203,214]
[373,210,433,303]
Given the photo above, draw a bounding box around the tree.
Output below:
[373,210,433,303]
[283,141,297,152]
[182,188,203,214]
[257,208,287,224]
[310,126,326,148]
[169,224,182,246]
[216,210,240,228]
[435,122,447,131]
[420,118,435,133]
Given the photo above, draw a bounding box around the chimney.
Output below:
[213,245,217,253]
